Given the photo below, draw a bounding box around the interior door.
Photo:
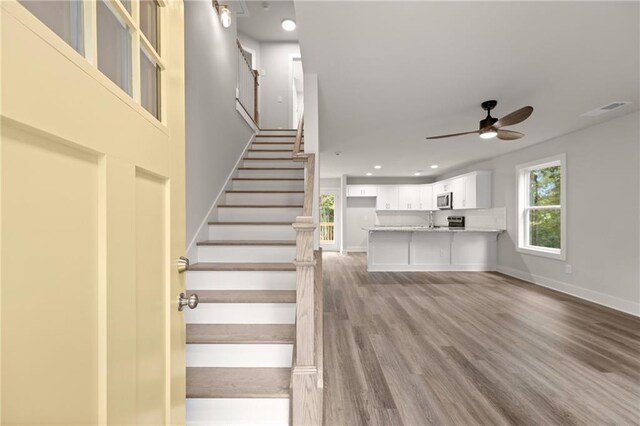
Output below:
[1,1,187,425]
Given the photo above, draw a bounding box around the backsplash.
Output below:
[433,207,506,229]
[375,207,506,229]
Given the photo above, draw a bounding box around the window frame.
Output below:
[15,0,165,124]
[516,153,567,260]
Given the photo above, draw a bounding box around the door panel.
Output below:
[1,1,186,424]
[2,126,100,425]
[135,170,168,425]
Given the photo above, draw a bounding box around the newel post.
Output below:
[292,216,320,425]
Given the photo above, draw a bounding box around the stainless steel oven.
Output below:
[437,192,453,209]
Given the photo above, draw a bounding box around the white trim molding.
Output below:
[516,153,567,261]
[497,265,640,317]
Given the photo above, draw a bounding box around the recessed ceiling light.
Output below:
[430,164,439,169]
[366,172,373,176]
[414,172,421,176]
[281,19,296,31]
[374,165,382,169]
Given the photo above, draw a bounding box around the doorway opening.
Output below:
[320,190,340,251]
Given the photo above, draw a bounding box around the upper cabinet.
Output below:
[451,171,492,209]
[346,185,377,197]
[376,186,399,210]
[398,185,422,210]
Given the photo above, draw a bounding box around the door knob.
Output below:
[178,293,199,311]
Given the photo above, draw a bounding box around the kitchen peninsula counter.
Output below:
[363,226,503,271]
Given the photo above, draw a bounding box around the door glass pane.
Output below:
[529,209,561,249]
[97,0,132,95]
[120,0,132,14]
[320,195,335,244]
[140,47,160,119]
[529,165,561,206]
[140,0,159,52]
[19,0,84,54]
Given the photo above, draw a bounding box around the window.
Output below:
[97,0,132,95]
[517,154,566,260]
[18,0,164,122]
[19,0,84,55]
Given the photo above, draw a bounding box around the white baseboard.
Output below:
[496,265,640,317]
[346,247,367,252]
[186,134,255,259]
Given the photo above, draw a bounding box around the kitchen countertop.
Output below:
[363,226,504,233]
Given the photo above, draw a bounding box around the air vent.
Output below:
[581,101,632,117]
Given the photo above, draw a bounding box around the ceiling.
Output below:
[294,1,640,178]
[235,0,298,42]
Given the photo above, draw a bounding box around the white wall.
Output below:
[185,1,254,252]
[259,42,300,128]
[440,112,640,315]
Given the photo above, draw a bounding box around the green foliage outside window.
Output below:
[320,195,335,223]
[528,165,561,249]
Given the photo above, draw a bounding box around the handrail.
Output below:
[236,40,259,125]
[290,115,323,424]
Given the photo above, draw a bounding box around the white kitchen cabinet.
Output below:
[450,177,466,209]
[376,185,399,210]
[347,185,377,197]
[419,184,433,210]
[398,185,421,210]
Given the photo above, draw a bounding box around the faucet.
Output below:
[428,211,434,228]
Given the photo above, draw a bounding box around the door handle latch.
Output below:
[177,256,190,273]
[178,293,199,311]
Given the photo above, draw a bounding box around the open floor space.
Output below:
[323,253,640,425]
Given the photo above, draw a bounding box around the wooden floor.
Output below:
[322,253,640,425]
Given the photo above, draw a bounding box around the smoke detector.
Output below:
[581,101,632,117]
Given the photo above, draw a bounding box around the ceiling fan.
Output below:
[426,100,533,141]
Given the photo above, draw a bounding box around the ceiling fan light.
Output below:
[480,130,497,139]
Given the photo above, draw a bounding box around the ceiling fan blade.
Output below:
[497,129,525,140]
[426,130,479,140]
[494,106,533,129]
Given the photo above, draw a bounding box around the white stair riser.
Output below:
[225,192,304,205]
[237,169,304,178]
[187,271,296,291]
[218,207,301,222]
[231,180,303,191]
[251,143,302,151]
[186,399,289,426]
[198,245,296,263]
[184,303,296,324]
[186,344,293,368]
[208,224,296,241]
[242,159,301,168]
[247,150,294,158]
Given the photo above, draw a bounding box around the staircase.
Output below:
[185,129,303,425]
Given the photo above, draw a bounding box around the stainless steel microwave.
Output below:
[437,192,453,209]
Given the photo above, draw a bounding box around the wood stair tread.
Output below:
[189,262,296,271]
[248,149,294,152]
[243,158,296,161]
[255,134,299,138]
[218,204,303,208]
[225,190,304,193]
[232,177,304,181]
[186,324,295,344]
[238,167,304,170]
[197,240,296,246]
[195,290,296,303]
[186,367,290,398]
[252,142,303,145]
[208,221,293,225]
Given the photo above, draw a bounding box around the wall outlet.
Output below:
[565,264,572,274]
[277,95,283,103]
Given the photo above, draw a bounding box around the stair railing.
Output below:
[291,115,323,424]
[236,40,259,125]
